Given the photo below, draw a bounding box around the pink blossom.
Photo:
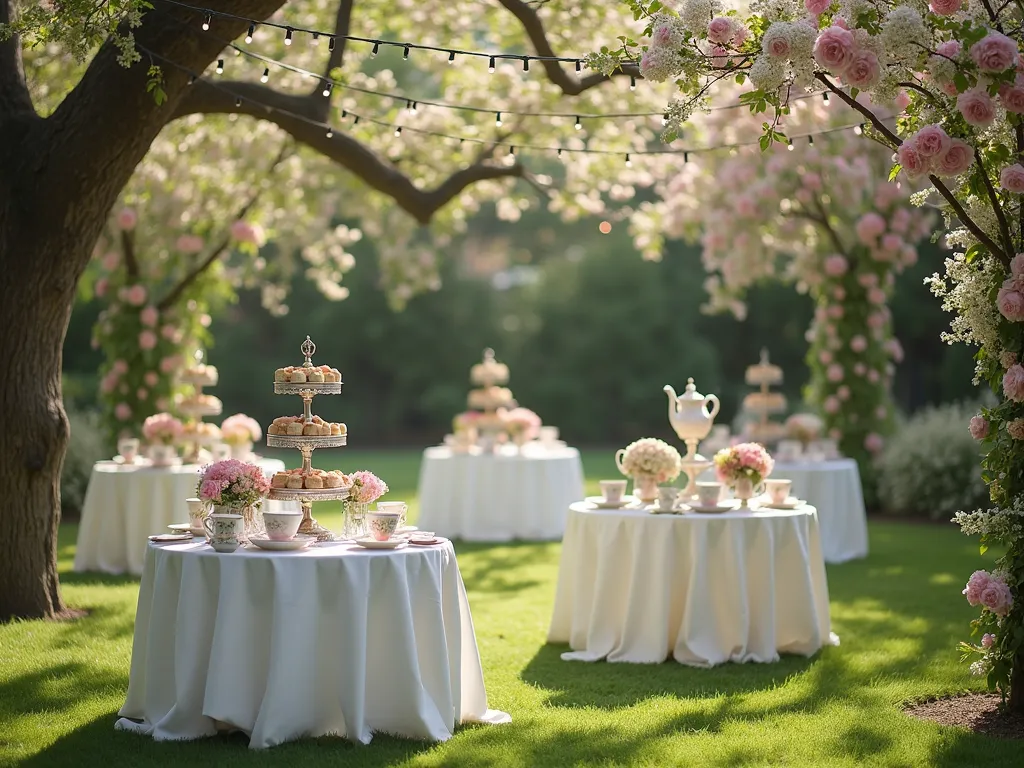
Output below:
[735,195,757,217]
[855,213,886,244]
[176,234,205,254]
[837,385,851,400]
[707,17,735,44]
[114,403,132,421]
[765,33,790,58]
[159,355,180,374]
[833,16,849,29]
[894,90,911,111]
[101,251,119,271]
[350,470,390,503]
[935,140,975,177]
[929,0,962,14]
[140,306,159,327]
[1008,418,1024,439]
[1003,364,1024,401]
[144,371,159,387]
[99,373,118,394]
[936,40,962,59]
[1000,81,1024,114]
[160,324,178,341]
[116,208,137,230]
[859,273,880,288]
[897,142,928,179]
[827,305,844,319]
[805,0,830,14]
[982,633,996,649]
[957,88,996,126]
[824,254,848,276]
[963,570,992,606]
[853,362,866,376]
[1012,254,1024,276]
[850,335,868,352]
[980,578,1014,616]
[845,49,881,88]
[731,27,749,47]
[864,433,884,453]
[881,233,903,253]
[113,359,128,374]
[969,415,990,439]
[876,405,888,420]
[914,125,952,159]
[819,350,833,365]
[156,397,170,411]
[885,338,904,362]
[813,26,855,73]
[95,278,109,298]
[824,395,840,414]
[827,363,844,382]
[136,387,148,400]
[652,25,673,48]
[867,369,880,383]
[1001,164,1024,193]
[941,81,960,97]
[802,173,822,191]
[890,208,911,234]
[868,287,887,305]
[998,285,1024,321]
[833,286,846,301]
[970,32,1019,73]
[125,284,147,306]
[138,330,157,350]
[229,220,261,244]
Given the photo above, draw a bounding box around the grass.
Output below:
[0,449,1016,767]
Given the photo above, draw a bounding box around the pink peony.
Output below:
[929,0,962,13]
[824,395,840,414]
[827,363,844,382]
[914,125,952,159]
[969,415,990,439]
[349,469,390,503]
[138,330,157,350]
[963,570,992,606]
[1003,364,1024,401]
[997,286,1024,321]
[139,305,159,327]
[813,26,855,73]
[144,371,159,387]
[970,32,1019,73]
[805,0,830,14]
[101,251,119,271]
[850,335,868,352]
[845,49,881,88]
[864,433,884,453]
[897,142,928,179]
[982,633,996,649]
[125,284,147,306]
[856,212,886,244]
[1008,418,1024,439]
[980,578,1014,616]
[116,208,137,230]
[176,234,205,254]
[114,402,132,421]
[95,278,109,298]
[957,88,996,126]
[824,254,848,276]
[1001,164,1024,193]
[935,139,975,177]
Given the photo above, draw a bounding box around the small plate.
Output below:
[410,537,442,546]
[169,523,207,537]
[761,497,804,509]
[149,533,192,543]
[353,537,408,550]
[584,495,633,509]
[688,502,737,514]
[248,535,315,551]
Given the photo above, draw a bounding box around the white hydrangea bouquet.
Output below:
[615,438,682,483]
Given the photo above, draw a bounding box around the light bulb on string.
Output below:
[372,42,380,56]
[625,153,632,167]
[353,115,360,124]
[629,76,636,90]
[522,58,529,72]
[448,51,455,64]
[215,59,224,74]
[575,60,581,72]
[557,148,563,160]
[488,56,495,73]
[574,116,582,130]
[403,45,410,59]
[261,68,269,83]
[394,126,402,137]
[234,48,241,57]
[284,27,293,45]
[235,96,242,107]
[684,151,689,163]
[326,127,333,138]
[328,38,336,51]
[322,81,333,97]
[311,32,319,45]
[202,13,211,30]
[495,112,502,126]
[808,135,814,145]
[245,24,254,43]
[509,146,515,155]
[822,92,830,105]
[787,142,795,151]
[188,74,196,85]
[341,110,348,119]
[662,113,668,126]
[854,123,864,135]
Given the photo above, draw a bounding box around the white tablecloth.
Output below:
[115,540,509,748]
[74,458,291,576]
[769,459,869,563]
[417,445,585,541]
[548,503,836,666]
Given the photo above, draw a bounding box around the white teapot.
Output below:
[663,378,721,443]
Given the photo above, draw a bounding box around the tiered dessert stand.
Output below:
[742,349,787,445]
[265,336,349,542]
[663,378,720,501]
[178,350,222,464]
[468,348,516,452]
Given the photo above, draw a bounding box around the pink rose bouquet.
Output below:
[142,412,183,445]
[220,414,262,446]
[617,437,682,482]
[501,407,542,439]
[198,459,270,509]
[348,470,389,503]
[453,411,481,432]
[714,442,774,485]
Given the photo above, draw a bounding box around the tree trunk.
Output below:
[1013,637,1024,713]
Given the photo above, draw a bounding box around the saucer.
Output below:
[648,506,680,514]
[353,537,408,550]
[761,497,804,509]
[410,537,443,546]
[149,533,192,543]
[688,501,737,514]
[397,525,418,533]
[169,523,207,537]
[585,495,633,509]
[249,535,315,551]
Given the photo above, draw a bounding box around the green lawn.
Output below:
[0,450,1015,766]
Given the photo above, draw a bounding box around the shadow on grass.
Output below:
[448,540,559,595]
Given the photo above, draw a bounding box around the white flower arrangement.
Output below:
[617,438,682,483]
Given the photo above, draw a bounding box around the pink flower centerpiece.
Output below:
[501,407,542,447]
[615,437,682,502]
[714,442,775,507]
[142,412,183,466]
[198,459,271,541]
[785,413,824,447]
[220,414,262,458]
[344,470,390,538]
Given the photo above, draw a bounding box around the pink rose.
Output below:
[113,359,128,374]
[980,579,1013,616]
[833,16,849,29]
[860,274,880,289]
[941,81,960,97]
[114,403,132,421]
[144,371,159,387]
[833,286,846,301]
[864,433,884,453]
[854,362,866,375]
[969,415,990,439]
[1008,418,1024,439]
[819,350,833,364]
[890,208,911,234]
[156,397,170,411]
[229,220,261,244]
[805,0,830,14]
[827,363,844,382]
[101,251,119,271]
[1000,81,1024,114]
[766,36,790,58]
[914,125,952,159]
[824,395,840,414]
[138,330,157,350]
[982,633,996,649]
[837,385,851,400]
[856,212,886,244]
[140,306,159,327]
[935,139,974,177]
[95,278,109,298]
[827,305,844,319]
[929,0,962,13]
[813,27,855,73]
[159,355,180,374]
[970,32,1019,73]
[957,88,996,126]
[707,17,735,44]
[897,142,928,179]
[997,285,1024,321]
[176,234,205,254]
[1001,164,1024,193]
[125,284,147,306]
[867,369,880,383]
[936,40,962,58]
[868,287,887,305]
[160,323,178,340]
[963,570,992,606]
[824,254,848,276]
[116,208,137,231]
[850,335,868,352]
[136,387,148,401]
[845,49,881,88]
[652,25,673,48]
[882,233,903,253]
[885,338,904,362]
[1003,364,1024,401]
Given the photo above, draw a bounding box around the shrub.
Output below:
[61,404,106,519]
[877,402,990,520]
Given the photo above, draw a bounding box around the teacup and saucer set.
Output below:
[585,480,636,509]
[165,498,211,539]
[248,510,314,551]
[649,486,684,515]
[759,479,804,510]
[687,482,738,514]
[353,502,412,549]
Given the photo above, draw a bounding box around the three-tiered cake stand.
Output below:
[742,349,787,445]
[178,350,222,464]
[265,336,349,541]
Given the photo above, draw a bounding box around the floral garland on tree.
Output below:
[597,0,1024,711]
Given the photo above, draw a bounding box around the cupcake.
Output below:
[302,423,318,436]
[286,422,304,436]
[286,475,304,489]
[271,472,289,488]
[304,475,324,489]
[308,370,324,383]
[323,473,342,488]
[291,370,306,383]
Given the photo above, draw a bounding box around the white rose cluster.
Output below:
[619,437,683,482]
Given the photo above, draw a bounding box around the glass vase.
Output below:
[343,501,369,539]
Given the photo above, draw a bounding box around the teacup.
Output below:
[203,513,243,553]
[696,482,723,508]
[765,479,792,505]
[539,426,559,444]
[117,437,139,463]
[262,510,303,541]
[599,480,627,504]
[366,511,401,542]
[657,486,679,511]
[185,498,207,531]
[376,501,408,527]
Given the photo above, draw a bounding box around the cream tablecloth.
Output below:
[769,459,869,563]
[115,540,509,748]
[548,503,837,666]
[74,458,291,576]
[417,445,585,541]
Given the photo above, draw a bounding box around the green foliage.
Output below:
[60,404,106,518]
[877,402,991,519]
[2,0,148,65]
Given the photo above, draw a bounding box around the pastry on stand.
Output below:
[265,336,350,541]
[178,350,223,464]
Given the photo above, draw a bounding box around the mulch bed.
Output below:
[905,694,1024,739]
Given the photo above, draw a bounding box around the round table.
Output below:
[769,459,869,563]
[73,457,292,576]
[115,540,510,748]
[416,444,585,541]
[548,502,837,666]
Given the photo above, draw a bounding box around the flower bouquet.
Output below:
[198,459,272,541]
[220,413,262,459]
[501,407,542,447]
[614,438,682,503]
[142,412,183,465]
[714,443,774,507]
[344,470,389,538]
[785,413,824,447]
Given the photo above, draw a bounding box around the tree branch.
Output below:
[174,80,525,224]
[121,230,139,280]
[321,0,355,79]
[1017,121,1024,251]
[974,147,1016,259]
[495,0,639,95]
[0,0,35,116]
